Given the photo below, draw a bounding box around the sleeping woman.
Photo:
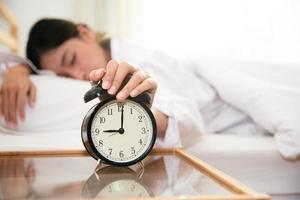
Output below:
[0,18,267,148]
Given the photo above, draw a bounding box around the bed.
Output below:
[0,2,300,200]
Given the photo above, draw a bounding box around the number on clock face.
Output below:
[90,99,153,164]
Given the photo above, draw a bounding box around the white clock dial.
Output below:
[96,179,151,198]
[90,99,154,164]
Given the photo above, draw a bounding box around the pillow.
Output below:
[0,74,96,134]
[194,60,300,159]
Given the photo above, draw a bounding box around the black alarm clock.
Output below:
[81,75,157,166]
[81,165,153,198]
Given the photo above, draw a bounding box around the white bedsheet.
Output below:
[0,130,84,152]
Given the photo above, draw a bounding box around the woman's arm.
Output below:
[152,108,168,139]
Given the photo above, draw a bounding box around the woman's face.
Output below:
[40,37,108,80]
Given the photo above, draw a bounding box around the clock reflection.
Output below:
[81,165,154,198]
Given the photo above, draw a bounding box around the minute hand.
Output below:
[121,105,124,129]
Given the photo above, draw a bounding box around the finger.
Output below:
[27,161,36,184]
[116,70,149,100]
[108,62,137,95]
[2,89,7,122]
[8,157,15,175]
[3,88,11,126]
[17,88,27,122]
[28,82,36,108]
[16,159,25,176]
[101,60,119,89]
[89,68,106,83]
[8,87,18,126]
[130,78,157,97]
[1,158,10,177]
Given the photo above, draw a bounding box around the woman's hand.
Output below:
[0,158,35,200]
[90,60,167,139]
[89,60,157,104]
[0,65,36,127]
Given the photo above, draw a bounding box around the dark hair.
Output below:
[26,18,80,70]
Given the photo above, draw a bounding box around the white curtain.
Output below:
[75,0,144,41]
[75,0,300,63]
[142,0,300,62]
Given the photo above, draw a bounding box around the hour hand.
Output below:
[103,129,120,133]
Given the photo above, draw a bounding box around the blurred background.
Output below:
[1,0,300,62]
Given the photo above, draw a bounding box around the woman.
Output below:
[0,18,168,142]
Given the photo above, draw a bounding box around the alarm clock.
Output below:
[81,165,153,198]
[81,76,157,166]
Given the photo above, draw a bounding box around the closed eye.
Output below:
[70,53,76,66]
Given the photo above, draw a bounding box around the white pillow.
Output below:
[0,75,96,134]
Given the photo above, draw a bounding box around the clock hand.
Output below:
[121,105,124,129]
[103,129,124,134]
[103,130,120,133]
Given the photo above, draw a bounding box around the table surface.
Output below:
[0,153,231,200]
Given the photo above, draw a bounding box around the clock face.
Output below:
[81,166,153,198]
[88,98,156,166]
[96,179,151,198]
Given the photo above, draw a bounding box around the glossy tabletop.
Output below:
[0,152,232,199]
